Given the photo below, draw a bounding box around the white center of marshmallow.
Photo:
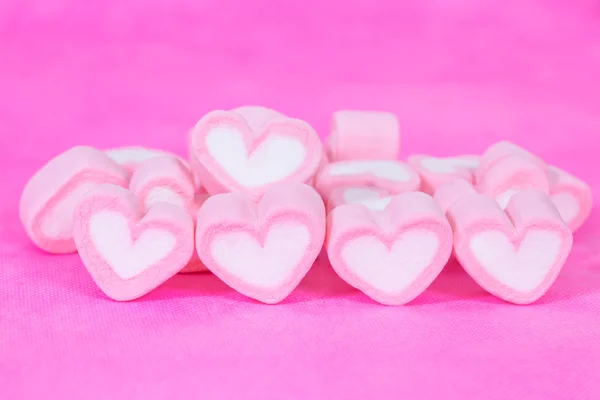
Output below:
[89,211,176,280]
[469,229,562,292]
[206,127,306,187]
[341,230,440,294]
[211,222,310,288]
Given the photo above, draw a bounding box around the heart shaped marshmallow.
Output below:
[325,110,400,162]
[407,154,479,194]
[189,109,322,201]
[327,191,453,305]
[314,160,420,199]
[448,190,572,304]
[73,184,194,301]
[20,146,129,253]
[196,182,326,304]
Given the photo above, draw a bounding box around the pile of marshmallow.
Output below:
[19,106,592,305]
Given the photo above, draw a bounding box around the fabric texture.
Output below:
[1,1,600,398]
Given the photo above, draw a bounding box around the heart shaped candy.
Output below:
[327,191,453,305]
[196,182,326,304]
[20,146,129,253]
[189,109,322,201]
[448,190,572,304]
[73,184,194,301]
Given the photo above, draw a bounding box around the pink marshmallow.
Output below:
[326,110,400,162]
[476,155,549,209]
[433,178,478,215]
[463,143,591,231]
[326,187,392,212]
[476,141,546,183]
[129,156,209,273]
[105,146,189,175]
[408,154,480,194]
[447,190,572,304]
[73,184,195,301]
[326,191,453,305]
[230,105,286,130]
[314,160,420,200]
[195,182,326,304]
[189,108,323,202]
[180,193,211,274]
[20,146,129,254]
[130,156,197,214]
[547,165,593,232]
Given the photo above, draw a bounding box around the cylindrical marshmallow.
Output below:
[326,110,400,162]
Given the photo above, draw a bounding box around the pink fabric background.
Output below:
[1,1,600,398]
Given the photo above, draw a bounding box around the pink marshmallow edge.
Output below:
[230,105,286,131]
